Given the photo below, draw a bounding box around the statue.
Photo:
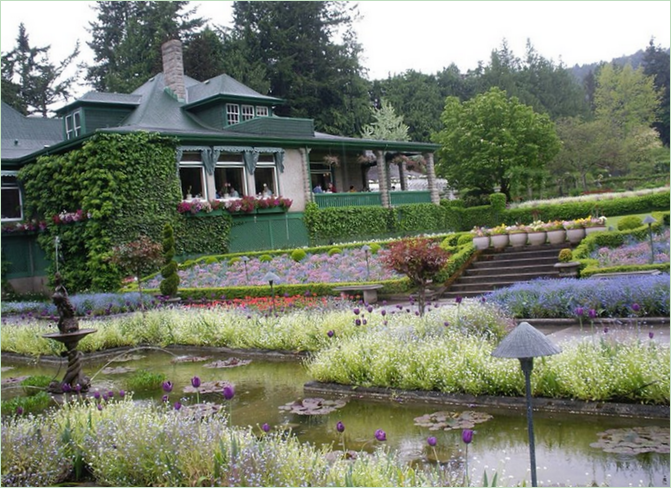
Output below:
[52,273,79,334]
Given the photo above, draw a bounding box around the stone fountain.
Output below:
[43,273,97,393]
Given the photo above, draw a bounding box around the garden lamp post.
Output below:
[361,245,371,281]
[241,256,250,283]
[264,271,280,315]
[54,236,61,274]
[643,215,657,265]
[491,322,561,487]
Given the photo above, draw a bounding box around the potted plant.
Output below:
[544,220,566,244]
[583,215,608,235]
[507,223,528,248]
[526,220,547,246]
[470,226,490,250]
[489,224,509,250]
[554,248,580,277]
[563,219,586,244]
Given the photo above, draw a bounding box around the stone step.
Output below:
[478,247,569,261]
[456,270,559,284]
[448,276,559,293]
[465,264,558,276]
[471,256,559,269]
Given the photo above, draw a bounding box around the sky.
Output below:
[1,0,669,94]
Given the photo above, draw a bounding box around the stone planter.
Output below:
[490,234,509,250]
[527,231,546,246]
[546,229,567,245]
[566,227,585,244]
[554,261,580,278]
[508,232,528,248]
[585,225,607,236]
[472,236,490,250]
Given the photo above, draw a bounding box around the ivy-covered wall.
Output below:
[18,132,232,292]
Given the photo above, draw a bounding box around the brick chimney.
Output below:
[161,39,186,101]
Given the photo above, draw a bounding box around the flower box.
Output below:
[257,207,286,214]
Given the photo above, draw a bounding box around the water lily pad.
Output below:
[204,357,252,369]
[1,375,28,386]
[183,380,234,395]
[101,366,136,375]
[278,397,347,416]
[111,354,145,362]
[182,402,223,420]
[414,410,493,431]
[171,355,212,364]
[591,426,669,454]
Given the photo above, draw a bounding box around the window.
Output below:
[215,153,246,198]
[226,104,239,125]
[241,105,254,121]
[1,173,22,221]
[254,157,277,196]
[65,111,82,139]
[179,152,206,200]
[256,106,269,117]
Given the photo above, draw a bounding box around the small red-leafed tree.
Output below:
[380,238,450,316]
[111,236,162,307]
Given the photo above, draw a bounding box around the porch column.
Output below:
[398,160,408,191]
[375,150,390,208]
[423,152,440,205]
[300,148,313,204]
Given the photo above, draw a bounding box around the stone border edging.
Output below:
[303,381,669,420]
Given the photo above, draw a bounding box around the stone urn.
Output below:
[508,231,528,248]
[566,227,585,244]
[527,231,546,246]
[472,236,490,250]
[490,234,509,250]
[546,229,566,245]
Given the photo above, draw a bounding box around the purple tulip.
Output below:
[223,385,235,400]
[444,321,449,327]
[162,381,173,393]
[97,404,103,411]
[375,429,387,441]
[380,309,386,317]
[93,391,101,400]
[632,303,641,312]
[336,421,345,433]
[327,330,335,338]
[191,376,201,388]
[588,309,597,319]
[174,401,182,411]
[367,306,373,314]
[107,391,114,398]
[16,406,24,415]
[162,394,169,402]
[353,308,360,315]
[119,390,125,398]
[649,332,655,339]
[455,296,463,304]
[575,307,584,316]
[603,327,609,334]
[62,383,72,393]
[462,429,474,444]
[362,319,367,325]
[427,436,437,447]
[355,319,361,326]
[74,384,82,393]
[262,423,270,433]
[481,297,487,303]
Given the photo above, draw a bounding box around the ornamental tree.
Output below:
[111,236,162,303]
[159,223,180,298]
[434,87,561,201]
[380,238,450,316]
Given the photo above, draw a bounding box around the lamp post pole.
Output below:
[241,256,250,283]
[362,245,371,281]
[643,216,657,265]
[264,272,280,316]
[520,357,537,487]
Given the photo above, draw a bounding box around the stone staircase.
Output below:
[442,243,571,299]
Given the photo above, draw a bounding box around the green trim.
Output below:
[183,94,282,111]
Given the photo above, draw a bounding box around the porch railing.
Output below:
[314,191,431,208]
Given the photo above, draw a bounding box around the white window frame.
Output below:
[1,172,23,222]
[254,158,279,196]
[65,110,82,139]
[226,104,240,125]
[215,160,247,198]
[179,163,207,200]
[241,105,254,121]
[256,106,269,117]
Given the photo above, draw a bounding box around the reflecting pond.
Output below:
[2,348,669,487]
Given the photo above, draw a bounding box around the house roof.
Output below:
[1,102,63,162]
[185,73,283,108]
[54,92,142,115]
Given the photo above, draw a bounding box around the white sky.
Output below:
[1,0,669,94]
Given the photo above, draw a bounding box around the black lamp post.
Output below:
[361,245,371,280]
[643,215,657,265]
[491,322,561,487]
[264,271,280,315]
[241,256,250,283]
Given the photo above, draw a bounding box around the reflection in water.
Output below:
[2,350,668,487]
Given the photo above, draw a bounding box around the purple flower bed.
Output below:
[145,248,401,289]
[486,275,669,318]
[591,229,669,267]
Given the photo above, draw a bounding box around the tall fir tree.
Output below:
[642,39,670,146]
[1,23,79,116]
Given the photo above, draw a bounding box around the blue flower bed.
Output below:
[1,292,160,318]
[485,275,669,318]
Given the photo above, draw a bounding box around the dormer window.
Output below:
[65,111,82,139]
[256,106,269,117]
[241,105,254,121]
[226,104,239,125]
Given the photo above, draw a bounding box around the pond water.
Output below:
[2,348,669,487]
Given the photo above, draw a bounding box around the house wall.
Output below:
[279,149,308,212]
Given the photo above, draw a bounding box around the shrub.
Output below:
[228,257,241,266]
[558,249,573,263]
[1,391,52,416]
[111,236,162,296]
[21,375,52,396]
[489,192,507,212]
[125,370,166,391]
[259,254,273,263]
[457,234,473,246]
[159,223,180,297]
[369,243,381,254]
[328,247,342,256]
[291,249,307,262]
[617,215,644,231]
[203,256,218,265]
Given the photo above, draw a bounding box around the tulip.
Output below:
[16,406,24,415]
[649,332,655,339]
[174,401,182,411]
[427,436,437,446]
[97,404,103,411]
[107,390,114,398]
[262,423,270,433]
[119,390,125,398]
[327,330,335,338]
[62,383,72,393]
[462,429,474,444]
[162,394,169,402]
[74,384,82,393]
[355,319,361,326]
[191,376,201,388]
[223,385,235,400]
[93,391,101,400]
[162,381,173,393]
[336,421,345,433]
[380,309,386,317]
[575,307,584,316]
[455,296,463,304]
[375,429,387,441]
[353,308,360,315]
[603,327,609,334]
[367,306,373,313]
[632,303,641,312]
[588,309,597,319]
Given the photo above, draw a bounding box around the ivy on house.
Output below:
[18,132,233,292]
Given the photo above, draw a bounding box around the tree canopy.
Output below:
[361,99,409,141]
[434,87,560,199]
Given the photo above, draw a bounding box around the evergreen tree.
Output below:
[642,39,670,146]
[159,223,180,298]
[361,99,409,141]
[1,23,79,116]
[183,27,226,81]
[225,1,369,136]
[86,1,204,93]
